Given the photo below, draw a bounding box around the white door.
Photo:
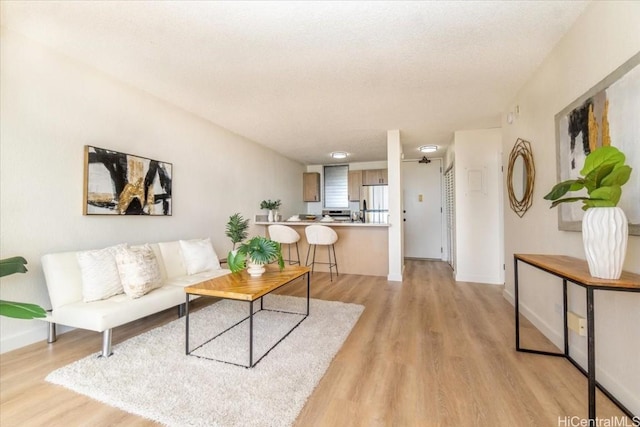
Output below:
[402,159,443,259]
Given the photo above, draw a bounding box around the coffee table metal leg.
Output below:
[249,300,254,367]
[185,293,190,355]
[306,272,310,315]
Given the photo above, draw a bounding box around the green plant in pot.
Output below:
[0,256,47,319]
[227,236,284,277]
[544,145,632,279]
[225,213,250,251]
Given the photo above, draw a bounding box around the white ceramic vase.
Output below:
[582,207,628,279]
[246,261,265,277]
[268,210,274,222]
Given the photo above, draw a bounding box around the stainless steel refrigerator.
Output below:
[360,185,389,223]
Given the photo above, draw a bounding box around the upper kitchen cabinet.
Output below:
[303,172,321,202]
[348,170,362,201]
[362,169,388,185]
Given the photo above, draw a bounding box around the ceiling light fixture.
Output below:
[331,151,348,159]
[419,145,438,153]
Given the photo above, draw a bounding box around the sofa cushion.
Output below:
[76,244,126,302]
[115,244,163,298]
[42,251,85,310]
[157,241,188,279]
[179,238,221,275]
[164,267,231,288]
[50,285,186,332]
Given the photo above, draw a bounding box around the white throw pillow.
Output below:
[115,244,162,298]
[76,244,126,303]
[179,238,220,275]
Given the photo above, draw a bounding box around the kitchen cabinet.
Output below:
[303,172,321,202]
[362,169,388,185]
[348,170,362,201]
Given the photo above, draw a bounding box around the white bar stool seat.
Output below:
[268,224,301,265]
[304,225,339,281]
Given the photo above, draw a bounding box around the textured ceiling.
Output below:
[1,1,589,164]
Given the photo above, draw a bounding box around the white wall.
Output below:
[453,128,503,284]
[0,29,305,353]
[502,1,640,415]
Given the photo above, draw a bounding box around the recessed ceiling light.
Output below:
[419,145,438,153]
[331,151,348,159]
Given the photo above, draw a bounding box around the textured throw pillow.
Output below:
[77,244,126,303]
[115,244,162,298]
[179,238,220,275]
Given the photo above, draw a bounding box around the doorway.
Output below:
[402,159,443,259]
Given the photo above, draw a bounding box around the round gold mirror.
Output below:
[507,138,535,217]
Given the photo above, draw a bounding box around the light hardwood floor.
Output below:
[0,260,628,426]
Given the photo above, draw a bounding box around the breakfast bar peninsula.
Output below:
[256,220,390,277]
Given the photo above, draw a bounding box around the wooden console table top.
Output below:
[515,254,640,290]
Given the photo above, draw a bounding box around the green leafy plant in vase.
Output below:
[260,199,282,222]
[543,146,632,279]
[0,256,47,319]
[227,236,284,277]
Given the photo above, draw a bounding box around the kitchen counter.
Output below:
[255,221,389,227]
[256,221,389,276]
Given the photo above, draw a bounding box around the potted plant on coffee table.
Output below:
[543,145,633,279]
[227,236,284,277]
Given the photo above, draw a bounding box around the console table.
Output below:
[514,254,640,421]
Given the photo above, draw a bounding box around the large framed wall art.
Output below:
[83,146,173,215]
[554,51,640,236]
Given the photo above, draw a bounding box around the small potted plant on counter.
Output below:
[260,199,281,222]
[228,236,284,277]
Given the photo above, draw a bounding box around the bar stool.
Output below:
[268,224,301,265]
[305,225,339,281]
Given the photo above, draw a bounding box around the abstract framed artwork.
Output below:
[554,51,639,236]
[83,146,172,215]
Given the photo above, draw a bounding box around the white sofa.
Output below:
[41,239,230,357]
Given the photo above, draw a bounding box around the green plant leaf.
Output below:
[0,257,28,277]
[549,197,589,209]
[600,165,632,187]
[589,185,622,206]
[227,250,246,273]
[583,162,616,193]
[582,199,617,210]
[0,300,47,319]
[237,236,282,265]
[580,146,625,176]
[543,180,584,201]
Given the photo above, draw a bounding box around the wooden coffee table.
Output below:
[184,264,310,368]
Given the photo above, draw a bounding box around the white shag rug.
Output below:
[46,295,364,427]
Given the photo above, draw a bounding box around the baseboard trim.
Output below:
[455,272,503,285]
[0,322,73,354]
